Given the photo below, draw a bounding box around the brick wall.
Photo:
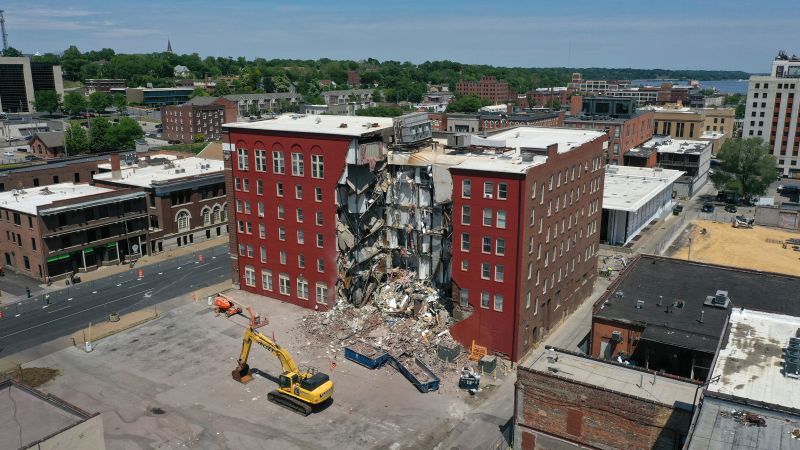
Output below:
[515,367,691,450]
[0,158,102,192]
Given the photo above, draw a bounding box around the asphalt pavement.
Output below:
[0,245,231,358]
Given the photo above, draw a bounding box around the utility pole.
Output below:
[0,10,8,52]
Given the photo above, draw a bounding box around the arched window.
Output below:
[176,210,191,232]
[221,204,228,222]
[202,207,211,226]
[212,205,221,224]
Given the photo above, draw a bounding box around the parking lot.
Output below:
[23,290,495,450]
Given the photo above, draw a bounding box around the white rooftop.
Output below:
[603,166,684,212]
[0,183,115,215]
[638,137,711,154]
[708,309,800,410]
[223,114,394,137]
[528,349,697,407]
[450,127,605,174]
[97,153,178,171]
[93,156,223,188]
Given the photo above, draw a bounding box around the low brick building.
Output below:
[28,131,65,159]
[456,76,511,104]
[93,153,227,254]
[0,154,107,192]
[515,348,696,450]
[160,96,237,143]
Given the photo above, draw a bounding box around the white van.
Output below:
[3,149,15,157]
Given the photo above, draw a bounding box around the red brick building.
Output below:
[222,115,394,310]
[0,154,107,192]
[456,76,511,104]
[448,127,607,361]
[160,96,237,143]
[564,96,654,165]
[347,70,361,87]
[515,348,696,449]
[525,88,571,108]
[28,131,65,160]
[479,110,563,132]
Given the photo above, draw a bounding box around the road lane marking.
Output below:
[47,305,72,314]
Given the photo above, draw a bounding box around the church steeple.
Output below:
[166,39,173,53]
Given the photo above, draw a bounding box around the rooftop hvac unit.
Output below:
[635,300,644,309]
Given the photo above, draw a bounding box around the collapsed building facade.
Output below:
[223,113,607,361]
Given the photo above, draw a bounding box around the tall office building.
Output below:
[0,56,63,113]
[743,53,800,177]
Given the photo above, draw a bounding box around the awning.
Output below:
[639,325,718,354]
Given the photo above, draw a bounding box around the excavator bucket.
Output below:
[232,363,253,384]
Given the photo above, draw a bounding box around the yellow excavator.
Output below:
[232,323,334,416]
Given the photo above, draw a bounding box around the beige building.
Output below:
[648,105,735,152]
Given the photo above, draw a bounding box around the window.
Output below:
[272,151,285,174]
[246,245,253,257]
[317,258,325,272]
[296,278,309,300]
[496,210,507,229]
[277,205,285,219]
[257,202,264,217]
[496,238,505,255]
[276,182,284,197]
[459,289,469,307]
[279,274,290,295]
[481,292,490,309]
[494,294,504,312]
[526,291,531,309]
[244,266,256,286]
[31,238,36,251]
[316,211,323,226]
[256,179,263,195]
[278,227,286,241]
[462,179,471,198]
[483,181,494,198]
[176,211,190,232]
[236,200,243,213]
[296,208,304,222]
[316,233,324,248]
[461,233,470,252]
[461,206,471,225]
[297,229,305,244]
[291,153,304,176]
[262,270,273,291]
[482,236,492,253]
[311,155,324,178]
[298,254,305,268]
[280,250,287,265]
[461,260,468,271]
[295,185,303,199]
[315,187,323,202]
[316,283,328,304]
[202,208,211,226]
[255,149,267,172]
[498,183,507,199]
[237,148,249,170]
[495,265,504,282]
[483,209,492,226]
[244,201,251,214]
[481,263,490,279]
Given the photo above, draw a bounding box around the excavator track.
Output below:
[267,390,313,416]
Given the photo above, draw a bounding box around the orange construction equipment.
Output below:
[468,340,488,361]
[213,296,242,317]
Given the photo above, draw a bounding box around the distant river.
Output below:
[632,79,749,94]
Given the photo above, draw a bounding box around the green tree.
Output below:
[34,90,61,115]
[446,95,490,113]
[193,133,206,143]
[545,99,562,110]
[63,92,88,116]
[89,117,112,152]
[2,47,23,57]
[214,80,232,96]
[88,92,111,113]
[735,103,745,119]
[111,93,127,113]
[711,138,777,201]
[248,103,261,117]
[64,124,90,155]
[190,88,209,98]
[108,117,144,151]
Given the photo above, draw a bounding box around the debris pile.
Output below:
[721,409,768,427]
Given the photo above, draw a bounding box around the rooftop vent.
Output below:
[615,290,624,300]
[39,187,53,195]
[704,289,731,309]
[339,123,348,128]
[635,300,644,309]
[611,331,622,342]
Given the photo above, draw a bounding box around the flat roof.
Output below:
[595,255,800,353]
[93,156,223,188]
[527,349,697,407]
[688,396,800,450]
[222,114,393,137]
[0,380,93,449]
[0,183,115,215]
[708,309,800,409]
[603,166,684,212]
[636,136,712,154]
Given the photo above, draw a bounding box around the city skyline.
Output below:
[3,0,798,72]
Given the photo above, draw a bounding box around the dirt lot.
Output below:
[25,290,502,450]
[669,220,800,276]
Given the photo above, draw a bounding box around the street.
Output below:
[0,245,230,358]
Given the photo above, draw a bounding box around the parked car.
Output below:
[724,204,737,213]
[24,155,38,161]
[672,204,684,215]
[701,202,715,213]
[3,149,15,157]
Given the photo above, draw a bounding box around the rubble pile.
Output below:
[296,268,464,377]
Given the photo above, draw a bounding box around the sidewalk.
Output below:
[0,236,229,305]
